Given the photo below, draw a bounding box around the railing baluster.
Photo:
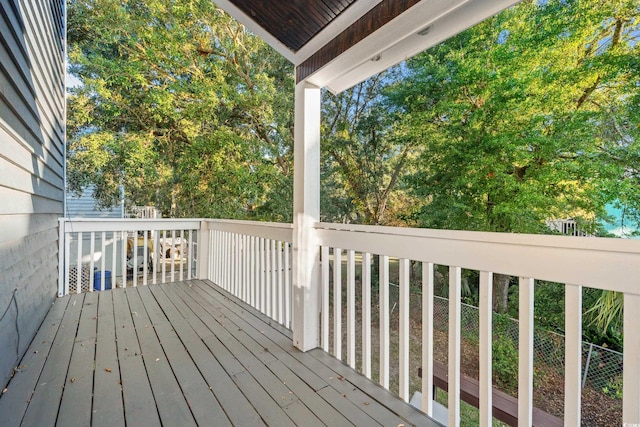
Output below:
[212,231,218,284]
[76,232,83,294]
[518,277,534,427]
[334,247,342,360]
[265,239,272,317]
[179,230,185,282]
[240,234,245,301]
[223,231,228,288]
[479,271,493,427]
[161,230,167,285]
[214,230,219,283]
[64,230,71,296]
[422,262,434,415]
[399,258,410,401]
[226,232,231,291]
[244,234,248,299]
[121,231,127,288]
[347,249,356,368]
[448,266,462,426]
[100,231,106,291]
[229,233,234,293]
[153,230,159,285]
[187,229,193,281]
[380,254,390,389]
[565,283,582,426]
[218,231,223,286]
[321,245,330,352]
[362,252,371,378]
[277,241,283,325]
[111,231,116,288]
[260,237,266,313]
[143,232,148,286]
[57,220,65,296]
[232,233,237,295]
[89,232,95,292]
[236,233,241,296]
[271,239,277,320]
[133,232,138,287]
[170,229,176,283]
[623,293,640,424]
[250,235,256,308]
[219,231,223,288]
[242,234,247,302]
[284,242,291,329]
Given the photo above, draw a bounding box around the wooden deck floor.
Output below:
[0,280,441,427]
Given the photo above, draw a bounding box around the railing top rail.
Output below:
[315,222,640,294]
[59,217,202,232]
[206,218,293,229]
[315,222,640,254]
[206,219,293,242]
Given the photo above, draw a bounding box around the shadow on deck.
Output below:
[0,279,440,426]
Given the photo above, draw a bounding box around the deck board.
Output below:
[56,291,98,427]
[189,279,328,391]
[20,293,84,427]
[0,296,69,427]
[92,291,125,427]
[147,285,263,426]
[136,286,231,427]
[112,289,161,427]
[124,287,197,427]
[162,284,299,425]
[0,279,442,427]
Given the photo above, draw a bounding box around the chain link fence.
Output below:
[430,295,623,399]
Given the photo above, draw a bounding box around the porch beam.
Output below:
[292,81,321,351]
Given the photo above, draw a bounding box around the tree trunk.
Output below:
[493,273,511,313]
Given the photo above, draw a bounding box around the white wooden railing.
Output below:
[205,220,294,329]
[56,218,640,425]
[315,222,640,426]
[58,218,202,296]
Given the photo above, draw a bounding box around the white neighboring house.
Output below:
[65,185,125,219]
[65,185,125,288]
[546,218,592,237]
[64,188,170,289]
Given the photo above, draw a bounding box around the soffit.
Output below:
[216,0,521,93]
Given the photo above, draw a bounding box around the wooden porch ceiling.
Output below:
[0,280,440,427]
[228,0,359,52]
[215,0,522,93]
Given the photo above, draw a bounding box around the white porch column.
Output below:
[292,81,321,351]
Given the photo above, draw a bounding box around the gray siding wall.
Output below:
[0,0,65,387]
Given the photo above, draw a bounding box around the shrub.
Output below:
[493,336,519,393]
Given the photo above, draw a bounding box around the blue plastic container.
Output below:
[93,270,112,291]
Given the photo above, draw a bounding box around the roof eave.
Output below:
[310,0,522,93]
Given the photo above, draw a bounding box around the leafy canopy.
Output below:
[67,0,294,219]
[389,0,640,234]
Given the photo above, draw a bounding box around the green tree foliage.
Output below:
[67,0,294,219]
[321,71,418,225]
[389,0,639,234]
[386,0,639,319]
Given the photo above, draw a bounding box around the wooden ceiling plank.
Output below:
[296,0,420,81]
[229,0,357,52]
[318,0,345,17]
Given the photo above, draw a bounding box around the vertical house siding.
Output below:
[0,0,65,387]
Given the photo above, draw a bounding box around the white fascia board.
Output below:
[293,0,383,64]
[307,0,522,93]
[213,0,296,62]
